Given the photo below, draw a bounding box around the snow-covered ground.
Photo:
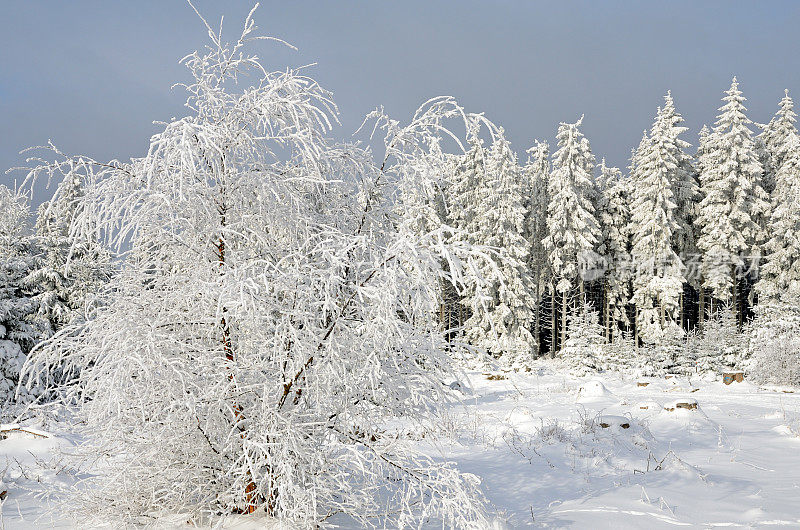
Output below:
[3,365,800,528]
[429,365,800,528]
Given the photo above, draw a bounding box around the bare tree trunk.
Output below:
[533,281,541,358]
[560,289,568,353]
[731,267,738,330]
[698,286,705,331]
[550,289,557,357]
[604,282,610,342]
[217,199,260,515]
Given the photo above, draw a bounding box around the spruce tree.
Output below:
[544,116,600,351]
[629,103,684,344]
[757,131,800,299]
[522,140,550,356]
[0,186,42,405]
[660,93,701,328]
[596,159,631,340]
[27,173,113,334]
[697,77,768,319]
[463,132,537,365]
[758,89,798,196]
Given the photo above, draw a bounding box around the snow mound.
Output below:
[633,400,662,412]
[577,380,614,399]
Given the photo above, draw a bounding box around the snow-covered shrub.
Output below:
[597,331,641,374]
[695,307,743,373]
[22,8,490,528]
[560,305,604,374]
[651,323,687,374]
[747,296,800,385]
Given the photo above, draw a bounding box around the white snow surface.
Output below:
[3,365,800,528]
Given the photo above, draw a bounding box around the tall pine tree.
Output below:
[463,132,537,365]
[596,159,631,340]
[544,116,600,351]
[758,89,797,196]
[697,77,768,323]
[629,102,684,344]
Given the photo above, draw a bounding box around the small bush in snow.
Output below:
[747,296,800,386]
[559,304,604,374]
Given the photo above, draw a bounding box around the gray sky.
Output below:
[3,1,800,199]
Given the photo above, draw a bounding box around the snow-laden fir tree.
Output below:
[462,131,537,367]
[694,125,713,325]
[394,137,460,336]
[756,131,800,300]
[660,92,700,260]
[522,140,550,356]
[629,102,685,344]
[544,116,600,351]
[694,306,741,374]
[26,169,113,336]
[22,9,490,527]
[449,131,486,251]
[596,159,631,340]
[696,77,768,317]
[659,93,701,327]
[559,302,603,375]
[0,186,41,406]
[758,89,797,196]
[447,132,487,356]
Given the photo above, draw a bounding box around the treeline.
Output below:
[413,78,800,362]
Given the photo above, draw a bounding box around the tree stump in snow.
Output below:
[722,372,744,385]
[664,399,698,412]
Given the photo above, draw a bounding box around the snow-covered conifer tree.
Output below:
[756,131,800,300]
[629,102,684,343]
[26,170,113,335]
[695,306,741,374]
[696,77,768,318]
[22,9,489,526]
[522,140,550,356]
[0,186,41,406]
[596,160,631,340]
[560,303,603,375]
[544,116,600,351]
[758,89,797,196]
[462,131,537,366]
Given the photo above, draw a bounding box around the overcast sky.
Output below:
[3,1,800,198]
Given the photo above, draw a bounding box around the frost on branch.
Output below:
[21,6,489,527]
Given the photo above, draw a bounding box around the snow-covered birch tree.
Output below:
[21,7,489,527]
